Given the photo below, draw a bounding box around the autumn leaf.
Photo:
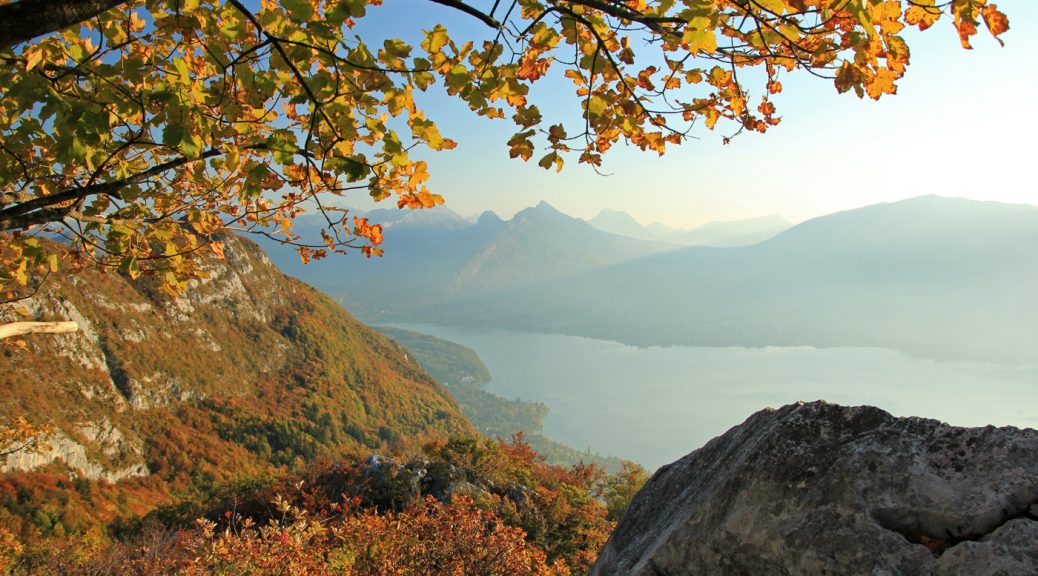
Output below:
[835,62,862,95]
[905,2,942,31]
[982,4,1010,45]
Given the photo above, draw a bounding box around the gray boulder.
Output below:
[591,401,1038,576]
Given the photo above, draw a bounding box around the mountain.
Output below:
[263,201,675,322]
[589,210,791,246]
[451,201,674,297]
[0,235,473,535]
[439,196,1038,363]
[667,214,792,246]
[364,204,472,230]
[589,209,650,239]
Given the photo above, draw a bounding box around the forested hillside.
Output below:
[0,235,472,540]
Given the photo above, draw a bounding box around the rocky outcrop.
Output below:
[1,418,147,482]
[592,401,1038,576]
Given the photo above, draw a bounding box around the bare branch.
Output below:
[0,321,79,340]
[428,0,502,29]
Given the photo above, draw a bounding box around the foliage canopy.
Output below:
[0,0,1009,298]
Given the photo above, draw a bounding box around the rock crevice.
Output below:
[872,498,1038,557]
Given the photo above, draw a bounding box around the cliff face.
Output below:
[592,401,1038,576]
[0,235,473,489]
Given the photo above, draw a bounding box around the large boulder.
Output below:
[591,401,1038,576]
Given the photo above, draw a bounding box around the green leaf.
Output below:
[282,0,314,23]
[162,123,188,149]
[328,156,369,181]
[119,255,140,279]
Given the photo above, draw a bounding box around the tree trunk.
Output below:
[0,0,130,51]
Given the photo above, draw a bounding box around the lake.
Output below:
[389,324,1038,470]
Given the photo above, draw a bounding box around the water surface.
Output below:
[389,324,1038,470]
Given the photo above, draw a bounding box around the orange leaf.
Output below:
[905,5,941,31]
[982,4,1009,45]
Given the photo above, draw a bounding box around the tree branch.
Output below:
[566,0,686,32]
[428,0,502,29]
[0,148,223,231]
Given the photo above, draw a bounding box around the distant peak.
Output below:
[477,210,503,225]
[510,201,581,227]
[590,209,640,224]
[516,201,566,217]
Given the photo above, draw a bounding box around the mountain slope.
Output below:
[441,196,1038,363]
[0,235,473,537]
[450,202,675,298]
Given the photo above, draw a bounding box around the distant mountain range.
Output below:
[448,196,1038,362]
[266,195,1038,363]
[263,201,675,318]
[589,210,791,246]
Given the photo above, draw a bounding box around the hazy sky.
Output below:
[356,1,1037,229]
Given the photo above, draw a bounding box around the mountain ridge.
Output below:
[261,199,676,320]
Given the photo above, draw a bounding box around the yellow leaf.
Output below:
[870,1,904,35]
[681,19,717,54]
[24,47,43,71]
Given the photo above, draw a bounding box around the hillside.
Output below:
[433,196,1038,363]
[0,235,474,539]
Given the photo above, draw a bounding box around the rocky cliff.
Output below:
[0,235,472,493]
[592,401,1038,576]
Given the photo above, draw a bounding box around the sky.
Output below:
[354,0,1038,229]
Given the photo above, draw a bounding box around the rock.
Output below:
[358,454,495,511]
[1,425,147,482]
[359,455,427,511]
[591,401,1038,576]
